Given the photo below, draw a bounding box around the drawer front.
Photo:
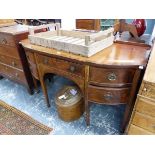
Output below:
[136,96,155,117]
[29,62,39,79]
[89,67,135,86]
[88,86,130,104]
[0,63,26,84]
[132,112,155,133]
[0,33,15,47]
[0,45,19,58]
[0,54,22,70]
[37,54,85,78]
[128,124,153,135]
[140,83,155,100]
[25,51,39,79]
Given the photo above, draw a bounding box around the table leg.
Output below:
[0,76,3,80]
[40,76,50,108]
[85,65,90,126]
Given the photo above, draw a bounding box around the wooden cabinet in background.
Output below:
[0,24,34,94]
[127,44,155,135]
[76,19,101,31]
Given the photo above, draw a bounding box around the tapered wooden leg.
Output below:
[85,100,90,126]
[40,76,50,107]
[33,77,40,93]
[27,87,34,95]
[85,65,90,126]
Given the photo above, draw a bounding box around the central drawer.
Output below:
[0,63,26,84]
[88,85,130,104]
[0,54,22,70]
[0,33,16,47]
[37,54,85,78]
[89,67,135,86]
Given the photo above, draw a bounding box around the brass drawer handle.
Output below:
[108,73,117,81]
[104,93,113,100]
[43,58,48,64]
[69,65,76,72]
[1,38,7,44]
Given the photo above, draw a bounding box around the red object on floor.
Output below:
[132,19,146,37]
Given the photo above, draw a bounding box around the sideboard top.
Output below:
[21,39,151,68]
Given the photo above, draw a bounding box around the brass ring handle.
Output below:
[104,93,113,100]
[69,65,76,72]
[1,39,7,44]
[108,73,117,81]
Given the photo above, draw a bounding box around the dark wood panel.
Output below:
[0,54,22,70]
[0,45,19,58]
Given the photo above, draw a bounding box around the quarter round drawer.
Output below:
[0,33,15,47]
[25,50,36,64]
[29,63,39,79]
[0,55,22,70]
[37,54,85,78]
[89,67,135,87]
[88,85,130,104]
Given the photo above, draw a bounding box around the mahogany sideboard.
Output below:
[21,39,151,132]
[127,43,155,134]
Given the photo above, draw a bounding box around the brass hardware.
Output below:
[108,73,117,81]
[69,65,76,72]
[104,92,113,100]
[44,58,48,64]
[1,39,7,44]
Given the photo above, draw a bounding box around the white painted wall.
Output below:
[61,19,76,30]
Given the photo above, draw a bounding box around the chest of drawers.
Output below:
[0,24,34,94]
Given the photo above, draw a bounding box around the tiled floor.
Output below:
[0,76,125,135]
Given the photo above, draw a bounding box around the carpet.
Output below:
[0,100,52,135]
